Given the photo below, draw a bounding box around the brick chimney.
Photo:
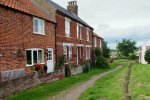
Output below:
[67,0,78,16]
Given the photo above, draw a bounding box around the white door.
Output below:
[47,48,54,73]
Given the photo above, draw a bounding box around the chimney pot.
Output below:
[67,1,78,15]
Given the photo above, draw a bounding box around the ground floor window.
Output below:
[26,49,44,66]
[86,47,91,60]
[63,46,73,61]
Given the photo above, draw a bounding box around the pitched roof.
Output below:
[93,33,103,39]
[0,0,54,22]
[47,0,94,30]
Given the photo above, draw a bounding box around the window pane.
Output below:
[33,51,37,64]
[38,50,43,63]
[34,19,39,33]
[40,20,44,34]
[26,50,32,65]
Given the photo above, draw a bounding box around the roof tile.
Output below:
[0,0,53,22]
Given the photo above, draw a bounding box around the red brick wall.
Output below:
[56,14,93,65]
[0,6,55,72]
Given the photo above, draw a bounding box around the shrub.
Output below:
[145,49,150,64]
[94,48,102,57]
[64,64,72,77]
[129,54,137,60]
[83,60,90,72]
[96,56,109,68]
[57,55,65,68]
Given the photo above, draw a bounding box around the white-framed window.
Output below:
[69,46,72,61]
[100,39,102,47]
[80,26,82,40]
[33,17,45,35]
[94,37,97,47]
[63,46,72,61]
[86,47,91,59]
[87,28,90,41]
[63,46,68,60]
[65,18,71,37]
[26,49,44,66]
[77,24,79,39]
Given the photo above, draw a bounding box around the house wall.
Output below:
[56,13,93,66]
[93,36,103,50]
[0,6,56,72]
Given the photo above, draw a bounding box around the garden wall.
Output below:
[0,69,64,98]
[71,66,84,75]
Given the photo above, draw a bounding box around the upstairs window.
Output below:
[80,26,82,40]
[94,37,97,47]
[100,39,102,47]
[77,24,79,39]
[65,18,71,37]
[33,17,45,35]
[87,29,90,41]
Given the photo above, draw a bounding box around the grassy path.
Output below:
[48,66,122,100]
[6,61,119,100]
[79,59,131,100]
[130,64,150,100]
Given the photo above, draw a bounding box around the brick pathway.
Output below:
[48,66,122,100]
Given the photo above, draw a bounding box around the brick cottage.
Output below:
[0,0,103,79]
[0,0,56,79]
[93,33,103,52]
[47,0,94,66]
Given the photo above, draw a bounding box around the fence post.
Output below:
[125,93,131,100]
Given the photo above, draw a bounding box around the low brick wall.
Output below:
[0,69,64,98]
[71,66,84,75]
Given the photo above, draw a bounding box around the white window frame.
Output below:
[26,48,44,67]
[65,18,71,37]
[80,25,83,40]
[77,24,80,39]
[68,46,73,61]
[100,39,102,47]
[95,37,97,47]
[86,47,91,60]
[33,17,45,35]
[87,28,90,41]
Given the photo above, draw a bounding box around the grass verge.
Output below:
[6,61,119,100]
[79,59,132,100]
[130,63,150,100]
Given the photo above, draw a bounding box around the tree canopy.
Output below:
[103,41,111,58]
[145,49,150,64]
[117,39,138,57]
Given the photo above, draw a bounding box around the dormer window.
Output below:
[65,18,71,37]
[33,17,45,35]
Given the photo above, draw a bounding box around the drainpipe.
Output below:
[55,24,57,68]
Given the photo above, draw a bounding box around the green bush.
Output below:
[94,48,102,57]
[64,64,72,77]
[145,49,150,64]
[129,54,138,60]
[96,56,109,68]
[83,60,91,72]
[56,55,66,68]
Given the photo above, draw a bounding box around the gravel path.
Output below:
[48,66,122,100]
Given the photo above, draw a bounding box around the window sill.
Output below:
[33,32,46,36]
[26,63,45,67]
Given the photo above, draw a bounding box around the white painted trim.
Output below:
[63,43,74,46]
[86,45,92,47]
[76,44,84,47]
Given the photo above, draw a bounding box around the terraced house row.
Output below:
[0,0,103,80]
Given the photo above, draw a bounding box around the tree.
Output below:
[117,39,138,57]
[145,49,150,64]
[103,41,111,58]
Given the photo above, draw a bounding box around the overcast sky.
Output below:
[52,0,150,49]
